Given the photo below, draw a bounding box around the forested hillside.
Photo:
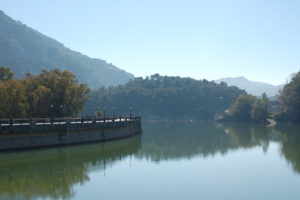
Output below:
[84,74,246,119]
[0,11,133,88]
[275,70,300,123]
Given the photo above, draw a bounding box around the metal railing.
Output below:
[0,116,142,134]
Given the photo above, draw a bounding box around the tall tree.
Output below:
[0,67,14,81]
[251,93,269,123]
[0,79,28,118]
[0,69,90,118]
[227,94,257,122]
[22,69,90,117]
[277,71,300,123]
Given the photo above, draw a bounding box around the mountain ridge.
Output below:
[215,76,283,97]
[0,10,134,88]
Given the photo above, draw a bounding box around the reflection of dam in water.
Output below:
[0,135,141,200]
[1,121,300,200]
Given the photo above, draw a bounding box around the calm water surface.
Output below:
[1,121,300,200]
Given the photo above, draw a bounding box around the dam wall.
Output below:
[0,116,142,151]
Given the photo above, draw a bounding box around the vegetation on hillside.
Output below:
[221,70,300,124]
[0,67,90,118]
[275,71,300,123]
[0,10,133,88]
[225,93,270,123]
[84,74,245,119]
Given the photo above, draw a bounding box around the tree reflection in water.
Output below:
[1,121,300,199]
[223,122,270,151]
[0,136,141,200]
[137,121,271,162]
[138,121,300,176]
[274,124,300,174]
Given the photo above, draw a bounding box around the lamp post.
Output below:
[129,106,132,120]
[50,104,54,124]
[96,106,100,117]
[113,107,116,117]
[103,106,106,122]
[60,105,63,117]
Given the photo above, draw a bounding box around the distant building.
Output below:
[268,101,284,113]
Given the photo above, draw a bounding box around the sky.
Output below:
[1,0,299,85]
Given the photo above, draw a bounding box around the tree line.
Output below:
[84,74,246,119]
[224,70,300,124]
[0,67,90,118]
[84,70,300,123]
[1,64,299,124]
[275,71,300,123]
[224,93,270,123]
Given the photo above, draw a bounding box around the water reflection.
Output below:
[274,124,300,174]
[1,121,300,200]
[138,121,300,175]
[0,136,141,200]
[137,121,271,162]
[223,122,270,151]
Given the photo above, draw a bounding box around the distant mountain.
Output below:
[0,11,134,88]
[215,76,283,97]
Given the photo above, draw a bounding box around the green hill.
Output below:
[84,74,246,119]
[0,11,134,88]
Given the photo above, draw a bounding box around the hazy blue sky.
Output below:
[1,0,299,85]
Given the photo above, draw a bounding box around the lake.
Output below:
[0,121,300,200]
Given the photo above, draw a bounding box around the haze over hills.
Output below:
[0,11,134,88]
[215,76,284,97]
